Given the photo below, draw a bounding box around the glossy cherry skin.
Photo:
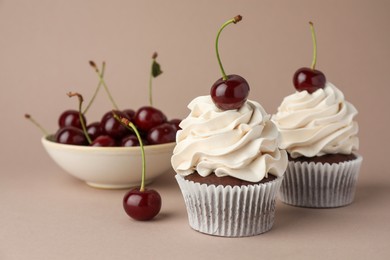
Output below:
[58,109,86,129]
[123,188,162,221]
[133,106,167,132]
[147,123,176,145]
[55,126,88,145]
[211,74,250,110]
[122,109,135,120]
[168,119,181,132]
[91,135,116,147]
[87,122,103,141]
[293,67,326,94]
[121,135,140,147]
[100,110,128,139]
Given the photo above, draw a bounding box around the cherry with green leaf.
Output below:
[133,52,167,133]
[26,56,180,148]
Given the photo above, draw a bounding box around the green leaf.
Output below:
[151,61,163,78]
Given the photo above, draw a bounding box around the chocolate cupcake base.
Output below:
[279,154,363,208]
[184,172,277,186]
[176,174,283,237]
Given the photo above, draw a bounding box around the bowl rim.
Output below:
[41,135,176,152]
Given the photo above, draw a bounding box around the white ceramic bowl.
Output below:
[41,136,175,189]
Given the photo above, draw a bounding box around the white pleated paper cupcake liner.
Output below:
[279,155,363,208]
[175,174,283,237]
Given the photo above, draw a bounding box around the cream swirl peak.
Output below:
[171,95,287,182]
[273,82,359,158]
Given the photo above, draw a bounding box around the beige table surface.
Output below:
[1,160,389,260]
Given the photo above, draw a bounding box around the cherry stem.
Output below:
[24,114,49,136]
[149,53,157,106]
[113,113,146,192]
[215,15,242,81]
[83,61,106,114]
[309,21,318,70]
[89,61,119,110]
[67,92,92,144]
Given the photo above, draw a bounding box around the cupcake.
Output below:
[273,22,362,208]
[171,15,287,237]
[171,96,287,237]
[273,81,362,208]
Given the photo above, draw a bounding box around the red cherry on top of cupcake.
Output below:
[293,21,326,94]
[210,15,250,111]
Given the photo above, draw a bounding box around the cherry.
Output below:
[121,135,140,147]
[58,109,86,129]
[141,137,150,146]
[122,109,135,120]
[147,123,176,145]
[210,15,249,111]
[26,59,180,150]
[168,118,181,131]
[55,126,88,145]
[101,110,114,121]
[100,110,128,139]
[123,188,162,221]
[293,68,326,93]
[67,92,92,144]
[133,106,167,132]
[211,74,250,110]
[91,135,117,147]
[87,122,103,141]
[117,116,162,221]
[293,22,326,94]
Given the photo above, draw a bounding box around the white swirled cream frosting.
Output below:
[171,95,287,182]
[272,82,359,158]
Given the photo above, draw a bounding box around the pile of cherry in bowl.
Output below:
[56,106,180,147]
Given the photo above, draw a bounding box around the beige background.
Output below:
[1,0,389,259]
